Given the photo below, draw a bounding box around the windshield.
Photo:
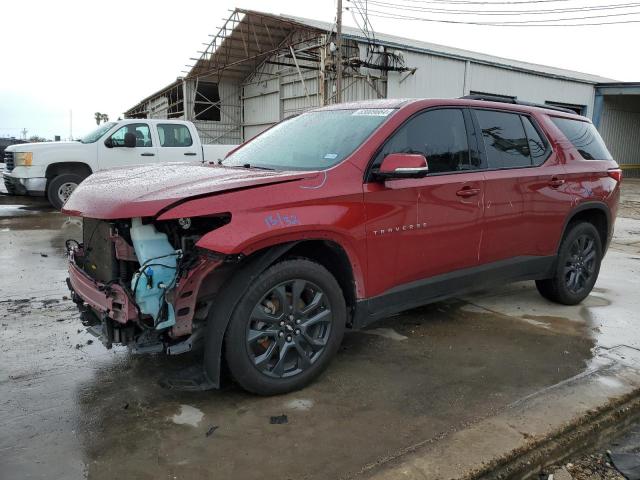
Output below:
[79,122,117,144]
[223,109,395,170]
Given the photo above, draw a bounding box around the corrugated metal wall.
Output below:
[242,76,280,140]
[187,80,242,144]
[242,38,324,141]
[388,54,596,117]
[387,52,466,98]
[148,97,169,118]
[469,64,595,115]
[599,95,640,166]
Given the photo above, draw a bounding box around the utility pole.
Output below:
[336,0,343,104]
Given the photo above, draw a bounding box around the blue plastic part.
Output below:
[130,218,179,330]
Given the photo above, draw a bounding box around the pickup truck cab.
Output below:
[3,119,236,209]
[63,98,621,395]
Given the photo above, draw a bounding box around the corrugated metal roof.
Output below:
[188,10,320,82]
[279,12,616,85]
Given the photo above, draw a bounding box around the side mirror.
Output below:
[375,153,429,180]
[124,132,137,148]
[104,137,113,148]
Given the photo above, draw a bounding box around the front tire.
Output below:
[224,259,346,395]
[47,173,84,210]
[536,222,602,305]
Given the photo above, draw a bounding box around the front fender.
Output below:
[202,243,298,388]
[194,210,367,299]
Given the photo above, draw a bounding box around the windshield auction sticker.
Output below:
[352,109,394,116]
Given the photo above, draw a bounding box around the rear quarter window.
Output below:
[550,117,612,160]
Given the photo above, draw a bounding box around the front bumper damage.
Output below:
[66,227,223,354]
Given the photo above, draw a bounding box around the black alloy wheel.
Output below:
[223,259,346,395]
[247,279,332,378]
[564,234,597,294]
[536,222,602,305]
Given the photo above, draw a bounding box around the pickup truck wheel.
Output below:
[47,173,84,210]
[536,222,602,305]
[224,259,346,395]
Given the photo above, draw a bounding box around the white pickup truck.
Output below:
[3,119,237,209]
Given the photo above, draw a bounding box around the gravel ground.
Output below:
[546,454,624,480]
[544,423,640,480]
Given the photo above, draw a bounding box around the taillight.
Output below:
[608,168,623,183]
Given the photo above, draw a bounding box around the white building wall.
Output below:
[467,64,596,116]
[243,77,280,140]
[387,51,596,117]
[387,51,466,99]
[148,96,169,119]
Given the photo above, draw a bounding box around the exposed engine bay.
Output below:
[66,215,231,355]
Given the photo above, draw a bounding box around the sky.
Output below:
[1,0,639,140]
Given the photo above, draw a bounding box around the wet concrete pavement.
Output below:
[1,182,640,480]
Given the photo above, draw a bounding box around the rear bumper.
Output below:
[67,260,137,324]
[3,173,46,196]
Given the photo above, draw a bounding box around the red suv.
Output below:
[63,98,621,395]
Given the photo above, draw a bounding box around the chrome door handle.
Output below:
[456,187,480,197]
[140,152,155,157]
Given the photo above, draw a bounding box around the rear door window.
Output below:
[522,117,550,166]
[157,124,193,147]
[550,117,612,160]
[374,108,478,174]
[474,110,531,169]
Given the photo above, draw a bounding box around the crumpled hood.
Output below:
[62,163,313,219]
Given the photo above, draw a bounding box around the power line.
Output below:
[359,0,640,16]
[351,0,376,41]
[382,0,575,4]
[360,10,640,25]
[353,6,640,25]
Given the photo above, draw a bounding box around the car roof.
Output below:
[313,98,589,122]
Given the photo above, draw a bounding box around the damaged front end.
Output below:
[66,215,230,354]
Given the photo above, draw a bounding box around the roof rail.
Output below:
[460,94,577,115]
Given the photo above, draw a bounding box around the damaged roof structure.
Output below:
[124,8,613,145]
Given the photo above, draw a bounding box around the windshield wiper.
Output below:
[215,160,275,171]
[241,163,275,171]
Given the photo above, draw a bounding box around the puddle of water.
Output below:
[0,204,51,218]
[596,375,625,390]
[170,405,204,427]
[362,327,408,341]
[520,317,552,330]
[284,399,314,411]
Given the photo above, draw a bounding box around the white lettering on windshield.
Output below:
[352,109,394,117]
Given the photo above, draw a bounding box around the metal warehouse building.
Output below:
[125,8,640,172]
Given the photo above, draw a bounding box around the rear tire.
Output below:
[47,173,85,210]
[224,259,346,395]
[535,222,602,305]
